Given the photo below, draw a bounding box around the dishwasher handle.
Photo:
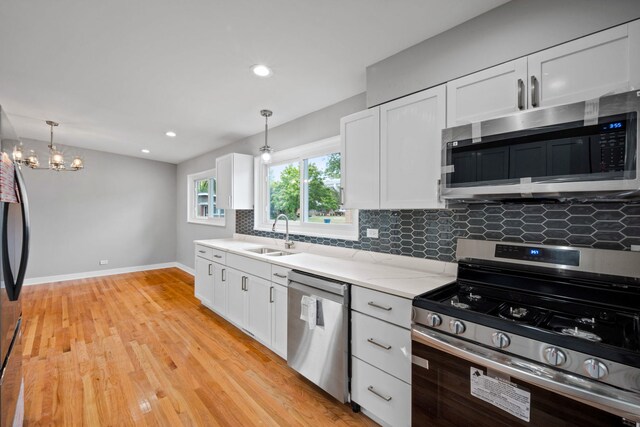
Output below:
[288,270,347,297]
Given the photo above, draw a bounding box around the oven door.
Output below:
[412,326,640,426]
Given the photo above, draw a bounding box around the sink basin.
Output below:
[246,247,294,256]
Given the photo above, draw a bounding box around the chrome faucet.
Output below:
[272,214,294,249]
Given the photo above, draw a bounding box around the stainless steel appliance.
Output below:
[441,90,640,200]
[287,270,349,403]
[412,238,640,426]
[0,107,29,427]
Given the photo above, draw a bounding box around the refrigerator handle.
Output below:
[1,202,14,300]
[14,167,30,300]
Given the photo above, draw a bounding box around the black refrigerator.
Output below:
[0,106,29,427]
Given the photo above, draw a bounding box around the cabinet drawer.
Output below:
[271,265,290,286]
[352,312,411,383]
[195,245,226,263]
[195,245,214,260]
[351,286,412,329]
[352,357,411,427]
[226,253,271,280]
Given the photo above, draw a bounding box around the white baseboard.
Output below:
[174,263,194,276]
[23,262,184,286]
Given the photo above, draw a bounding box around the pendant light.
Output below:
[258,109,273,164]
[13,120,84,171]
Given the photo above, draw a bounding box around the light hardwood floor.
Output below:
[22,268,377,426]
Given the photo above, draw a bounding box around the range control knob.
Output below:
[491,332,511,349]
[544,347,567,366]
[449,319,466,335]
[584,359,608,379]
[426,313,442,328]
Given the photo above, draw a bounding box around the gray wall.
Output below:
[20,138,177,278]
[367,0,640,107]
[176,93,366,269]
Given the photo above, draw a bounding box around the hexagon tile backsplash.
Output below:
[235,202,640,262]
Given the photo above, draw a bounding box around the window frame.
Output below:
[254,136,358,240]
[187,168,226,227]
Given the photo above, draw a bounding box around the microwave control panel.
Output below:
[597,120,627,172]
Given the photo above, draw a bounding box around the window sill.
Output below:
[188,219,226,227]
[253,224,358,241]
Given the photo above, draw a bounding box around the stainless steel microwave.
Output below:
[440,90,640,201]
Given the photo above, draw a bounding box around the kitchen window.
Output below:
[255,136,358,240]
[187,168,225,226]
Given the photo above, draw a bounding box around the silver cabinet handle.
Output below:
[517,78,525,110]
[208,264,213,276]
[221,268,226,282]
[273,273,287,279]
[367,386,392,402]
[437,178,442,204]
[198,250,206,254]
[368,301,392,311]
[339,186,345,205]
[214,254,222,259]
[228,195,232,206]
[530,75,539,107]
[367,338,391,350]
[269,286,274,303]
[242,276,248,291]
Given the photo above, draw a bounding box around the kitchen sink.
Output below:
[246,247,294,256]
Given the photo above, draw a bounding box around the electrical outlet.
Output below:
[366,228,379,238]
[99,260,109,265]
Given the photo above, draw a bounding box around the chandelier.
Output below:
[13,120,84,171]
[258,109,273,164]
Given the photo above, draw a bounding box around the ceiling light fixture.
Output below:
[165,131,177,137]
[252,64,272,77]
[13,120,84,172]
[258,109,273,164]
[141,149,150,154]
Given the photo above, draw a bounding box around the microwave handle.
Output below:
[411,326,640,421]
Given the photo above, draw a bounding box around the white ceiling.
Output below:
[0,0,508,164]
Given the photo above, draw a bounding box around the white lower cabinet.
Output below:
[212,264,227,316]
[226,268,245,327]
[351,285,412,426]
[194,256,214,308]
[193,245,289,359]
[271,282,288,358]
[351,357,411,427]
[245,275,272,345]
[351,311,411,384]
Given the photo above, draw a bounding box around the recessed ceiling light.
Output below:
[141,149,150,154]
[252,64,272,77]
[165,131,177,137]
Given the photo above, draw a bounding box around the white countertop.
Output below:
[194,238,456,299]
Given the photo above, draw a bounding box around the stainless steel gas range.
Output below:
[412,238,640,426]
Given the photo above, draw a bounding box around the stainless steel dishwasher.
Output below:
[287,270,349,403]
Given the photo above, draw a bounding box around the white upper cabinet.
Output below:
[528,22,640,108]
[340,108,380,209]
[380,85,446,209]
[446,58,527,127]
[215,153,254,210]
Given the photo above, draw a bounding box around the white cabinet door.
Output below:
[340,108,380,209]
[245,275,272,346]
[215,153,233,209]
[226,268,245,327]
[528,23,640,109]
[212,264,227,316]
[380,85,446,209]
[446,58,527,127]
[194,256,215,308]
[270,283,287,359]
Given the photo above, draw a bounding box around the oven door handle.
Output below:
[411,326,640,422]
